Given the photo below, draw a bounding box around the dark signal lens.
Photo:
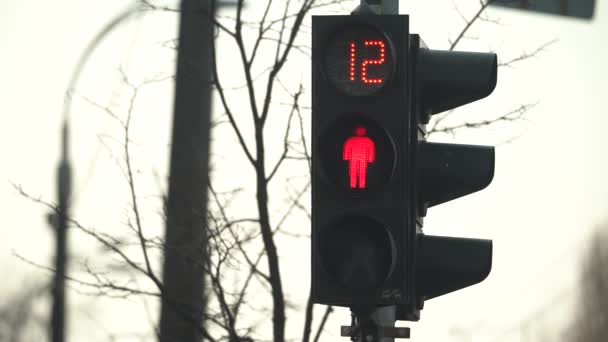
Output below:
[319,216,394,292]
[324,25,394,96]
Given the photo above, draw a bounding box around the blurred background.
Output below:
[1,0,607,341]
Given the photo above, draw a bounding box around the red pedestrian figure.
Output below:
[343,126,376,189]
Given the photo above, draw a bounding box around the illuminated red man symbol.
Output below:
[343,126,376,189]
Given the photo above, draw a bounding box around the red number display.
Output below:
[349,40,386,85]
[349,42,356,81]
[323,27,393,96]
[362,40,385,84]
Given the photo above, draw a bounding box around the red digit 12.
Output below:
[349,40,386,84]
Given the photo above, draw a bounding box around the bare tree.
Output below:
[426,0,556,138]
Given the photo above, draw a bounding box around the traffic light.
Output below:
[311,14,414,307]
[311,14,497,321]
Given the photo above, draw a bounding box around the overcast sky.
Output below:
[1,0,607,341]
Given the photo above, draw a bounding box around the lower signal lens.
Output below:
[319,216,394,293]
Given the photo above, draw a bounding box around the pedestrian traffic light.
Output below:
[311,14,414,306]
[311,15,497,321]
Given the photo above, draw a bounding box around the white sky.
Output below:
[1,0,607,341]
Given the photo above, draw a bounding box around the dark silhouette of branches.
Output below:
[427,103,536,137]
[498,39,558,67]
[428,0,555,138]
[209,1,342,341]
[449,0,496,51]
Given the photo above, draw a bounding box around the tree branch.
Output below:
[428,103,536,137]
[450,0,494,51]
[266,84,303,183]
[312,306,333,342]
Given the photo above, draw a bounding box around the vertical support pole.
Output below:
[372,306,397,342]
[380,0,399,14]
[51,121,71,342]
[158,0,213,341]
[360,0,399,14]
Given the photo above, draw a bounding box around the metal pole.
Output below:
[360,0,399,14]
[158,0,213,340]
[380,0,399,14]
[50,6,143,342]
[371,306,397,342]
[51,122,71,342]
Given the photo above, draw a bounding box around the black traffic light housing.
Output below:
[409,35,496,317]
[416,235,492,301]
[311,14,415,307]
[416,49,497,122]
[311,15,497,322]
[418,141,495,215]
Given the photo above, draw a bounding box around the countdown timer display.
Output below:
[323,25,394,96]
